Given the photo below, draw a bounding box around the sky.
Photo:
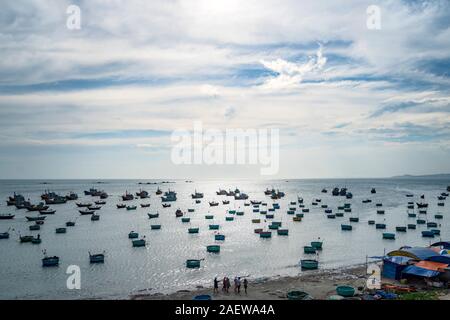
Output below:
[0,0,449,179]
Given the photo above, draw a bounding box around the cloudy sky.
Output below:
[0,0,449,179]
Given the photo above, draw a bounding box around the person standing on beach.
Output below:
[213,277,219,294]
[233,277,238,293]
[243,278,248,294]
[222,277,227,292]
[226,277,231,293]
[236,277,241,294]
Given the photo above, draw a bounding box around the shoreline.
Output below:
[130,263,370,300]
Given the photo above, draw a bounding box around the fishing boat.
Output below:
[268,224,280,230]
[89,252,105,263]
[175,209,183,217]
[136,190,149,199]
[259,231,272,238]
[162,203,171,208]
[287,290,312,300]
[20,235,34,243]
[300,259,319,270]
[346,192,353,199]
[79,210,94,215]
[287,210,295,215]
[362,199,372,203]
[206,245,220,253]
[277,229,289,236]
[304,246,316,254]
[0,232,10,239]
[205,215,214,219]
[321,188,327,193]
[349,217,359,222]
[42,256,59,267]
[140,203,151,208]
[406,194,414,198]
[422,231,434,238]
[264,188,275,195]
[188,208,195,212]
[151,224,161,230]
[335,212,344,217]
[181,217,190,223]
[416,202,428,208]
[122,192,134,201]
[368,220,375,225]
[408,213,417,218]
[377,210,385,214]
[39,209,56,215]
[376,223,386,229]
[327,214,336,219]
[31,236,41,244]
[0,214,15,220]
[427,222,438,228]
[419,210,427,214]
[431,229,440,235]
[321,204,328,208]
[128,231,139,239]
[76,202,92,208]
[417,219,426,224]
[132,238,146,247]
[266,214,274,219]
[66,221,75,227]
[332,188,340,196]
[126,205,137,211]
[66,192,78,201]
[29,224,40,231]
[341,224,352,231]
[188,228,199,234]
[383,233,395,240]
[27,203,49,212]
[222,200,230,205]
[371,188,376,194]
[148,213,159,219]
[209,201,219,207]
[336,286,355,297]
[302,208,310,213]
[26,216,46,221]
[216,189,227,195]
[186,259,201,268]
[45,196,67,205]
[6,193,25,206]
[191,191,204,199]
[215,234,225,241]
[311,241,323,250]
[407,224,416,229]
[195,200,201,204]
[438,202,445,207]
[236,211,244,216]
[396,226,407,232]
[339,188,347,196]
[225,216,234,221]
[209,224,220,230]
[252,219,261,223]
[376,203,383,207]
[161,190,177,202]
[254,228,263,234]
[91,214,100,221]
[435,214,443,219]
[56,227,67,234]
[115,204,125,209]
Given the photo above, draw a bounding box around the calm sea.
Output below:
[0,178,448,299]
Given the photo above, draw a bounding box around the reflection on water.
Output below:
[0,179,448,299]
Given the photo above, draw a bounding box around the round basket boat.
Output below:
[287,290,312,300]
[336,285,355,297]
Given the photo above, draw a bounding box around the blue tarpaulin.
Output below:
[402,265,441,278]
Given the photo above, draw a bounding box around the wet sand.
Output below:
[131,264,369,300]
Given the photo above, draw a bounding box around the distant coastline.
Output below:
[390,174,450,180]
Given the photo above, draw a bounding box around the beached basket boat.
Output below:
[300,259,319,270]
[287,290,312,300]
[336,285,355,297]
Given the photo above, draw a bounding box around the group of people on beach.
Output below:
[213,276,248,295]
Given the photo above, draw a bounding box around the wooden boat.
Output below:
[156,188,163,195]
[128,231,139,239]
[148,213,159,219]
[195,200,201,204]
[26,216,46,221]
[293,216,302,222]
[371,188,376,194]
[259,231,272,238]
[408,213,417,218]
[419,210,427,214]
[300,259,319,270]
[321,188,328,193]
[287,290,312,300]
[188,228,199,234]
[205,215,214,219]
[335,212,344,217]
[132,238,146,247]
[191,191,204,199]
[266,214,274,219]
[39,210,56,215]
[287,210,295,215]
[311,241,323,249]
[126,205,137,211]
[368,220,375,225]
[349,217,359,222]
[236,211,244,216]
[341,224,352,231]
[27,204,49,212]
[376,203,383,207]
[117,204,126,209]
[304,246,316,254]
[55,227,67,234]
[175,209,183,217]
[416,219,426,224]
[151,224,161,230]
[277,229,289,236]
[0,214,15,220]
[407,224,416,229]
[186,259,201,268]
[206,245,220,253]
[162,203,171,208]
[188,208,195,212]
[89,252,105,263]
[336,285,355,297]
[42,256,59,267]
[302,208,310,213]
[422,231,434,238]
[426,222,438,228]
[225,216,234,221]
[375,223,386,229]
[209,201,219,207]
[327,214,336,219]
[407,205,414,209]
[252,219,261,223]
[377,210,385,214]
[122,193,134,201]
[254,228,263,234]
[95,200,106,205]
[215,234,225,241]
[66,221,75,227]
[29,224,40,231]
[79,210,94,215]
[20,235,34,243]
[209,224,220,230]
[362,199,372,203]
[435,214,443,219]
[31,236,41,244]
[383,233,395,240]
[181,217,190,223]
[396,226,407,232]
[222,200,230,205]
[76,203,92,208]
[136,190,149,199]
[437,202,445,207]
[228,209,236,214]
[140,203,150,208]
[91,214,100,221]
[344,208,352,213]
[324,209,332,214]
[416,202,428,208]
[431,229,440,235]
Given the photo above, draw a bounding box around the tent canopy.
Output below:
[415,260,448,271]
[402,265,441,278]
[387,247,439,261]
[431,242,450,250]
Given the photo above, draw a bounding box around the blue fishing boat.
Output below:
[427,222,438,228]
[206,245,220,253]
[376,223,386,229]
[215,234,225,241]
[417,219,426,224]
[193,295,212,300]
[42,256,59,267]
[422,231,434,238]
[266,214,274,219]
[89,252,105,263]
[431,229,440,235]
[341,224,352,231]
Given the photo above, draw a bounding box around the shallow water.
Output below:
[0,178,448,299]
